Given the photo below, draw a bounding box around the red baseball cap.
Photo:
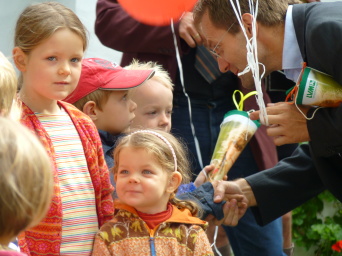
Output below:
[64,58,155,104]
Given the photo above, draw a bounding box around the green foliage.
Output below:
[292,191,342,256]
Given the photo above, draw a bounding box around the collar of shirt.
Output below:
[282,5,303,82]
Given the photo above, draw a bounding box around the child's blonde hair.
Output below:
[14,2,88,54]
[113,129,201,217]
[73,59,170,112]
[73,90,112,112]
[0,52,20,118]
[125,59,174,90]
[0,117,53,239]
[13,1,88,90]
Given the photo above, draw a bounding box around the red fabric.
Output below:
[137,203,173,229]
[0,251,27,256]
[18,101,114,256]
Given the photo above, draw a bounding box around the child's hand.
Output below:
[194,164,214,187]
[194,164,228,187]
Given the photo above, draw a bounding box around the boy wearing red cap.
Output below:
[64,58,154,182]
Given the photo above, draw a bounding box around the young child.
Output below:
[125,59,173,132]
[0,117,53,256]
[0,51,20,119]
[92,130,214,256]
[64,57,154,169]
[12,2,114,255]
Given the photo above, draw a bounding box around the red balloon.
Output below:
[118,0,197,26]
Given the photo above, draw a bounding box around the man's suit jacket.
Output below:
[246,2,342,225]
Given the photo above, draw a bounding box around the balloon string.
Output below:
[230,0,268,125]
[210,226,222,256]
[233,90,258,111]
[170,19,204,169]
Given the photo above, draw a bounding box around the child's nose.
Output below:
[128,174,140,183]
[130,100,137,112]
[58,62,71,75]
[159,113,171,128]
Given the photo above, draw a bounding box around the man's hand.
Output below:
[206,198,243,226]
[179,12,202,48]
[249,102,312,145]
[211,180,249,226]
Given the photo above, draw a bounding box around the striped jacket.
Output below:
[18,101,114,255]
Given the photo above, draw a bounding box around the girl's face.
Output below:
[130,79,173,132]
[115,147,180,214]
[18,28,84,112]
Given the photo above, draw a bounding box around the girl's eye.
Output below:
[71,58,80,63]
[47,57,57,61]
[119,170,129,174]
[142,170,152,175]
[147,111,157,115]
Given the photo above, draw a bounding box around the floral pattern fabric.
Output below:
[92,203,213,256]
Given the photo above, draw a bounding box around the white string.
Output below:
[246,109,256,140]
[210,226,222,256]
[201,167,208,179]
[230,0,269,126]
[294,90,322,120]
[170,19,204,169]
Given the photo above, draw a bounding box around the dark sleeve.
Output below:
[307,105,342,158]
[177,182,225,220]
[95,0,183,55]
[245,143,324,226]
[305,11,342,158]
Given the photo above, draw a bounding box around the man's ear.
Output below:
[241,13,257,38]
[82,101,98,121]
[167,171,182,193]
[12,47,27,72]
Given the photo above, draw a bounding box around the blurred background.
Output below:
[0,0,122,64]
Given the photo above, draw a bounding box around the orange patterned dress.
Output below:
[92,202,214,256]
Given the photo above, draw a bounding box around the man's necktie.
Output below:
[195,45,222,84]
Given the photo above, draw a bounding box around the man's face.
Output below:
[200,11,266,89]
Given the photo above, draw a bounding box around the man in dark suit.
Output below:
[193,0,342,226]
[95,1,291,255]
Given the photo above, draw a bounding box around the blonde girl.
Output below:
[12,2,113,255]
[0,51,20,119]
[92,129,213,256]
[0,117,53,255]
[125,59,174,132]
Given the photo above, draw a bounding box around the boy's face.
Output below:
[130,79,173,132]
[95,90,136,134]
